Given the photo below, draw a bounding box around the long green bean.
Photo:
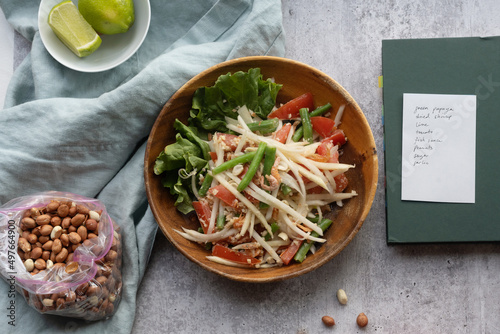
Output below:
[198,173,213,197]
[299,108,313,143]
[237,142,267,191]
[265,222,280,241]
[280,183,292,195]
[293,217,333,263]
[259,146,277,209]
[216,215,226,230]
[247,119,279,134]
[292,103,333,142]
[310,103,333,117]
[211,151,257,175]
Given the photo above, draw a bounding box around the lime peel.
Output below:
[78,0,135,35]
[48,0,102,58]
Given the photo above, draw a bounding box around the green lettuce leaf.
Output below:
[190,68,282,132]
[153,133,202,175]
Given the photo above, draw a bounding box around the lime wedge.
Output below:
[48,1,102,58]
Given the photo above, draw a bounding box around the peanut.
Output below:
[322,316,335,327]
[30,207,41,218]
[71,213,85,227]
[61,217,71,229]
[35,258,46,270]
[77,226,87,241]
[89,210,100,221]
[42,251,50,261]
[52,239,62,254]
[42,240,53,250]
[85,219,97,231]
[51,226,63,239]
[46,201,60,212]
[96,276,107,286]
[86,285,99,296]
[21,217,37,229]
[337,289,348,305]
[32,226,41,236]
[68,232,82,244]
[68,206,77,217]
[105,250,117,262]
[31,247,43,260]
[55,248,68,263]
[56,298,65,308]
[65,261,79,274]
[50,216,62,227]
[76,282,89,295]
[66,291,76,302]
[24,259,34,272]
[18,237,31,252]
[38,235,50,244]
[27,233,38,244]
[42,299,54,307]
[76,204,89,215]
[58,234,69,247]
[57,204,69,217]
[39,224,53,236]
[357,313,368,327]
[36,214,51,226]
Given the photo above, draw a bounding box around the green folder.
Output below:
[382,36,500,243]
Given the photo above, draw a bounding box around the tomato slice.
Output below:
[334,173,349,192]
[308,186,324,194]
[267,92,314,119]
[216,133,240,151]
[212,244,260,265]
[310,116,336,138]
[316,141,339,163]
[323,129,346,147]
[209,151,217,162]
[273,123,292,143]
[192,200,212,234]
[209,185,238,208]
[280,240,303,265]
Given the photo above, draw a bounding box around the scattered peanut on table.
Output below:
[357,312,368,327]
[337,288,348,305]
[322,315,335,327]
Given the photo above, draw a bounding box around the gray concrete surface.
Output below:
[132,1,500,333]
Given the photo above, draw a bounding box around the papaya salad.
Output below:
[154,68,357,268]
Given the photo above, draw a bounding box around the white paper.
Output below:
[0,7,14,108]
[401,93,476,203]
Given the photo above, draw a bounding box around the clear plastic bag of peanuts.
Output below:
[0,191,123,321]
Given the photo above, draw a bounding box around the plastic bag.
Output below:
[0,191,122,321]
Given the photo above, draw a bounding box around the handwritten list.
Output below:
[401,93,476,203]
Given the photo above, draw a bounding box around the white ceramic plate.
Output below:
[38,0,150,72]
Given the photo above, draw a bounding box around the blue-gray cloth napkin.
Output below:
[0,0,285,333]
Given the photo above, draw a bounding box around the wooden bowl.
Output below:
[144,56,378,282]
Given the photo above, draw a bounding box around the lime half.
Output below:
[48,1,102,58]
